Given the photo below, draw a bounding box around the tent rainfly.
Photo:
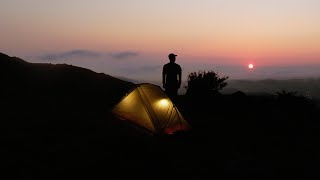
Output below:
[112,83,190,135]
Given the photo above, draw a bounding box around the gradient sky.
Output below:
[1,0,320,81]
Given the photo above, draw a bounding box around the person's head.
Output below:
[168,53,177,62]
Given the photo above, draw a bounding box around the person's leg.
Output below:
[165,87,178,101]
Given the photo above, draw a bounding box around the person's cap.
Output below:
[168,53,177,58]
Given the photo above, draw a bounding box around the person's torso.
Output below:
[164,63,181,82]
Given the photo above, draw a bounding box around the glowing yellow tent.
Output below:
[112,83,190,135]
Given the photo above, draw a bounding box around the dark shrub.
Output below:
[185,70,229,98]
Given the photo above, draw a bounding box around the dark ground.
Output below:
[1,52,320,179]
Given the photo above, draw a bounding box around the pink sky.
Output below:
[1,0,320,80]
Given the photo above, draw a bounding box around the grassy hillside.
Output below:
[1,52,320,179]
[0,52,138,178]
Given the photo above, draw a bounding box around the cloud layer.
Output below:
[40,50,101,61]
[39,50,139,61]
[110,51,139,60]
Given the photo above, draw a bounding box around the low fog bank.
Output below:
[223,78,320,100]
[133,78,320,101]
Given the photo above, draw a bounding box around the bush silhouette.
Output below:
[185,70,229,98]
[277,90,297,97]
[276,90,309,105]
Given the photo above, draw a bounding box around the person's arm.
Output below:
[162,66,166,88]
[178,67,182,88]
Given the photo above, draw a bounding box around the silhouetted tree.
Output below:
[277,90,298,97]
[276,90,309,106]
[185,70,229,98]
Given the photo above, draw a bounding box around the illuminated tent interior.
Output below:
[112,83,190,135]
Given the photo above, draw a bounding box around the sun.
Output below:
[248,64,254,69]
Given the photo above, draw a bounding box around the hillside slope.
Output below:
[1,52,320,179]
[1,51,137,133]
[0,52,138,178]
[1,52,133,105]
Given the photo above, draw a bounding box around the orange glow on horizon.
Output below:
[2,1,320,66]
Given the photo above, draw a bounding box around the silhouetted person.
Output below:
[162,53,182,99]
